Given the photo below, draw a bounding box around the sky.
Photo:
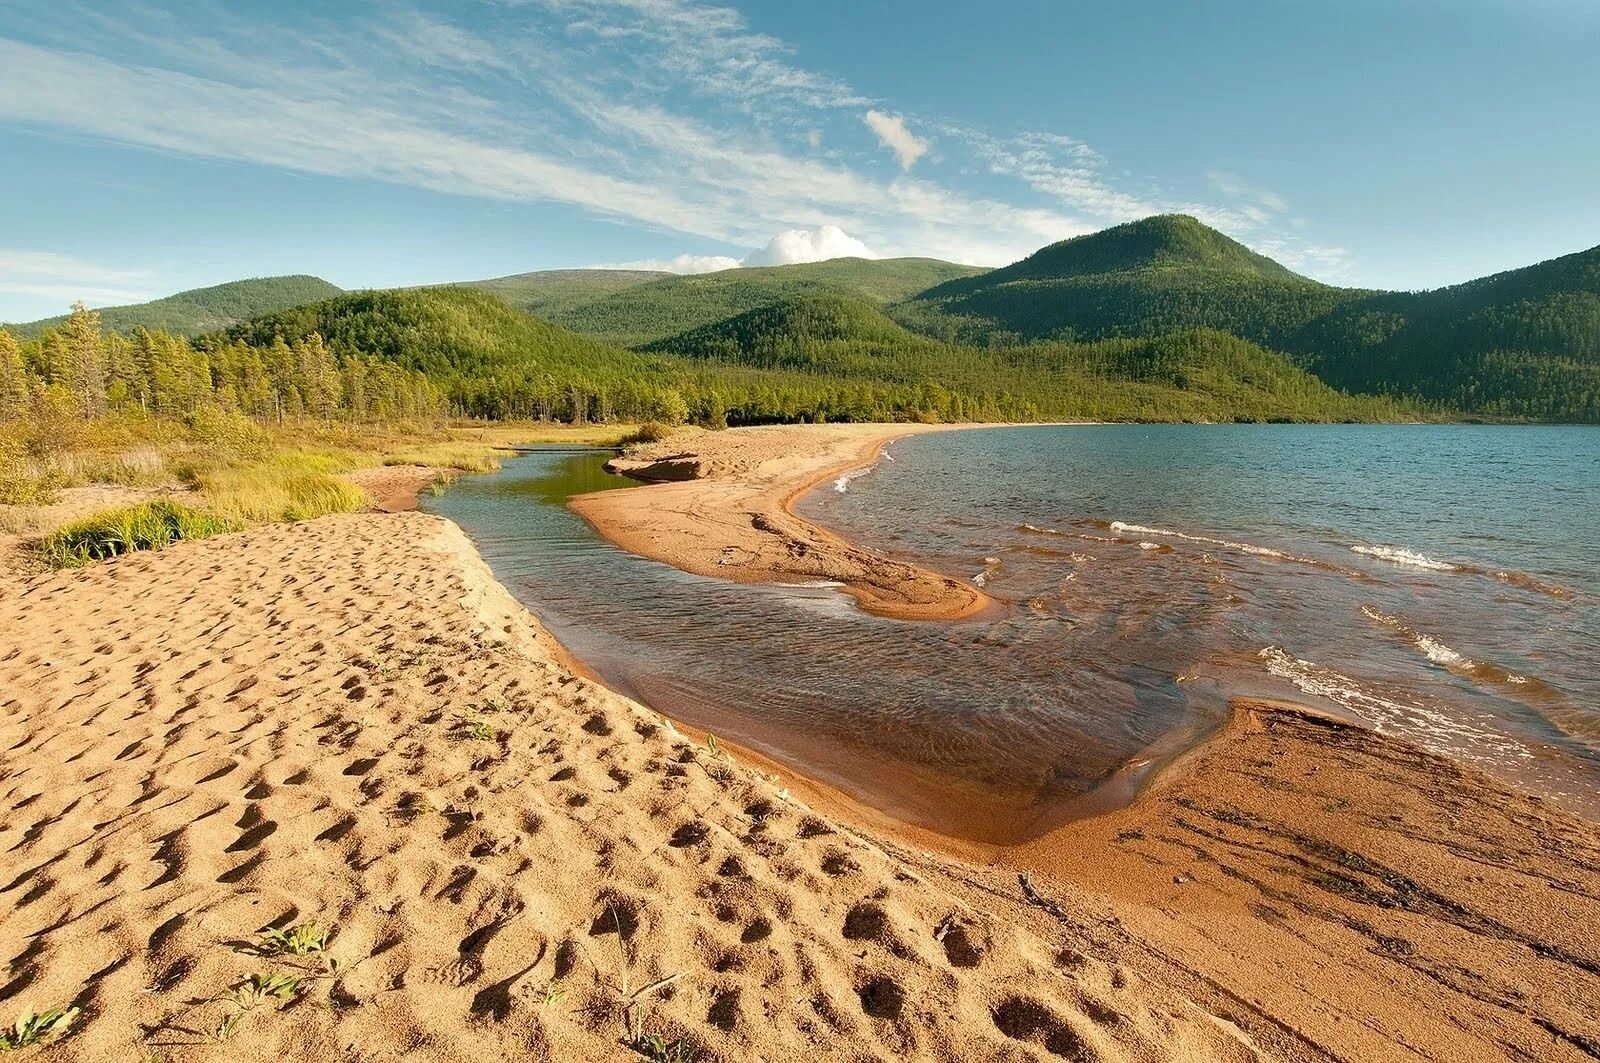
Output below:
[1,0,1597,322]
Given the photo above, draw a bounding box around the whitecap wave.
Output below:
[1257,646,1531,764]
[1350,544,1458,571]
[832,463,875,493]
[1109,520,1322,565]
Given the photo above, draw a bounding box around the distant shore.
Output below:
[3,427,1598,1061]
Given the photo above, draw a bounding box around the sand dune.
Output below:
[0,514,1259,1061]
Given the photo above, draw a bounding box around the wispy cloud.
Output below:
[0,0,1345,278]
[0,248,153,312]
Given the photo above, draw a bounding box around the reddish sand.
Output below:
[1,429,1596,1061]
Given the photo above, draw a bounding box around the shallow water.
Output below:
[427,426,1600,841]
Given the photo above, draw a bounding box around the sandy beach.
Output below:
[2,426,1598,1061]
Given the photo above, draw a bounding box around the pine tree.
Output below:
[0,329,29,420]
[61,302,108,417]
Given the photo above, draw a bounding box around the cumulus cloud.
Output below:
[591,253,739,274]
[742,226,877,266]
[862,110,929,171]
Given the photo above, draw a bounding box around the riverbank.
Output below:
[2,427,1597,1061]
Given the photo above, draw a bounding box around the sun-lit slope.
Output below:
[6,276,344,339]
[546,257,989,347]
[648,291,1409,423]
[457,268,668,320]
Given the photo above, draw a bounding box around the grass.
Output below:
[9,411,640,570]
[0,1005,80,1051]
[39,500,234,567]
[193,459,368,524]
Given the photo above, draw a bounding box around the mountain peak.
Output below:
[1001,214,1305,283]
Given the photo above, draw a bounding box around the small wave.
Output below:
[1352,545,1572,598]
[776,579,848,589]
[1108,520,1334,568]
[832,463,876,493]
[1257,646,1532,764]
[1351,544,1459,571]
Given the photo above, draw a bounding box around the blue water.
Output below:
[427,426,1600,841]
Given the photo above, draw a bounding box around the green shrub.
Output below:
[40,500,234,567]
[623,422,674,446]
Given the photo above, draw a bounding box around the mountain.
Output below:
[539,257,989,347]
[458,268,667,320]
[895,215,1600,421]
[6,275,343,339]
[1292,247,1600,420]
[894,215,1348,347]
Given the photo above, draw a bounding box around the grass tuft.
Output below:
[0,1005,81,1051]
[39,501,234,567]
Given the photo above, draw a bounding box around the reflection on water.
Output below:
[427,427,1600,842]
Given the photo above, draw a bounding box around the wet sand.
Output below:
[2,431,1598,1060]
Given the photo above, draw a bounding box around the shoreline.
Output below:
[4,437,1599,1059]
[570,423,996,621]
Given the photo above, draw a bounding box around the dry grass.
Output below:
[5,413,637,569]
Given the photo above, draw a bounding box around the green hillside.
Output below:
[545,257,988,347]
[6,275,343,340]
[647,292,1409,423]
[1289,247,1600,420]
[458,268,667,320]
[895,215,1348,347]
[896,215,1600,421]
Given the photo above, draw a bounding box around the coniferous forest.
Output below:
[3,213,1598,441]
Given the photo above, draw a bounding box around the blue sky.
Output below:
[1,0,1597,322]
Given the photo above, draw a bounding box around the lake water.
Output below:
[425,426,1600,843]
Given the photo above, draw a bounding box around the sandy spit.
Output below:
[571,424,994,621]
[570,423,1600,1061]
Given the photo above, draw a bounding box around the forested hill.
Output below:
[1292,245,1600,420]
[894,215,1600,421]
[203,285,1406,424]
[5,275,343,340]
[457,268,666,320]
[893,215,1345,347]
[540,257,988,347]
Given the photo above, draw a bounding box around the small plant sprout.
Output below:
[589,906,685,1048]
[480,693,509,714]
[635,1031,697,1063]
[0,1005,80,1051]
[541,980,567,1007]
[256,921,330,957]
[224,972,304,1010]
[451,715,499,742]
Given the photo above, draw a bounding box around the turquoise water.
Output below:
[427,427,1600,841]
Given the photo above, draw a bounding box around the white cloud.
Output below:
[863,110,929,171]
[0,248,153,312]
[593,253,740,274]
[743,226,877,266]
[0,1,1344,284]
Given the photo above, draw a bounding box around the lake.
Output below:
[425,425,1600,842]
